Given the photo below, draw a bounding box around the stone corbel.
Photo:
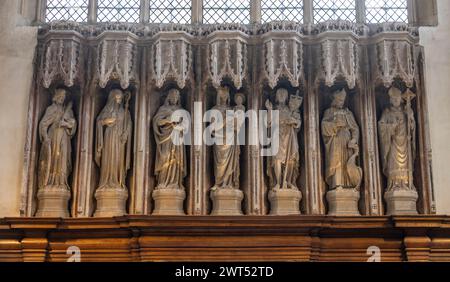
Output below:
[149,35,193,89]
[374,39,415,88]
[41,35,83,89]
[317,39,359,89]
[96,33,139,89]
[207,38,248,89]
[263,38,304,89]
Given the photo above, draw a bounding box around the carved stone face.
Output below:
[276,89,288,105]
[234,94,244,106]
[111,89,124,105]
[168,89,180,105]
[217,87,230,105]
[389,88,402,108]
[53,89,66,105]
[332,90,346,108]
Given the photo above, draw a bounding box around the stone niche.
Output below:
[21,21,434,218]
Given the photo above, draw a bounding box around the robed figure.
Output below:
[266,89,303,190]
[211,86,242,190]
[95,89,132,190]
[321,89,362,190]
[38,88,77,190]
[378,87,416,191]
[153,89,187,190]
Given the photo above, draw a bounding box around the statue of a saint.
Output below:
[95,89,132,191]
[38,87,77,191]
[211,86,242,190]
[265,89,302,190]
[378,87,416,191]
[153,89,187,190]
[321,89,362,190]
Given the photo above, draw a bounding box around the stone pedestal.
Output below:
[268,189,302,215]
[210,189,244,216]
[35,186,71,217]
[94,188,128,217]
[326,188,360,216]
[384,190,418,215]
[152,189,186,215]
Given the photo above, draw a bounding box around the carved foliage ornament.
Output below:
[97,38,138,89]
[41,39,82,88]
[208,39,247,89]
[264,39,304,89]
[375,40,415,88]
[150,39,193,89]
[319,39,359,89]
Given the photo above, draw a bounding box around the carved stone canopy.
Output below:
[206,31,248,90]
[149,32,193,90]
[40,32,84,89]
[95,32,139,89]
[262,37,304,89]
[373,39,415,88]
[317,38,359,89]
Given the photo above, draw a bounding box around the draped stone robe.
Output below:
[212,104,240,189]
[267,104,301,189]
[95,101,132,190]
[378,106,416,191]
[38,103,77,190]
[153,104,187,190]
[321,107,360,190]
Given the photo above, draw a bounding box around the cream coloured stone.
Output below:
[268,189,302,215]
[94,188,128,217]
[326,188,360,216]
[35,186,71,217]
[384,190,419,216]
[152,189,186,216]
[210,189,244,216]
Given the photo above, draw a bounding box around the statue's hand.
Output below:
[103,117,116,126]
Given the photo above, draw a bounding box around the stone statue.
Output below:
[211,86,241,190]
[321,89,362,215]
[94,88,132,217]
[210,86,244,215]
[265,88,303,215]
[265,89,302,190]
[379,87,418,215]
[152,88,187,215]
[36,87,77,217]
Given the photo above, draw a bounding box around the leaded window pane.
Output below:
[45,0,89,22]
[261,0,303,23]
[149,0,192,24]
[97,0,141,23]
[203,0,251,24]
[366,0,408,23]
[313,0,357,23]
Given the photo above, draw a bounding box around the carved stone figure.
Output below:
[379,87,418,215]
[36,88,77,217]
[266,88,303,215]
[321,89,362,215]
[94,88,132,217]
[152,89,187,215]
[210,86,244,215]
